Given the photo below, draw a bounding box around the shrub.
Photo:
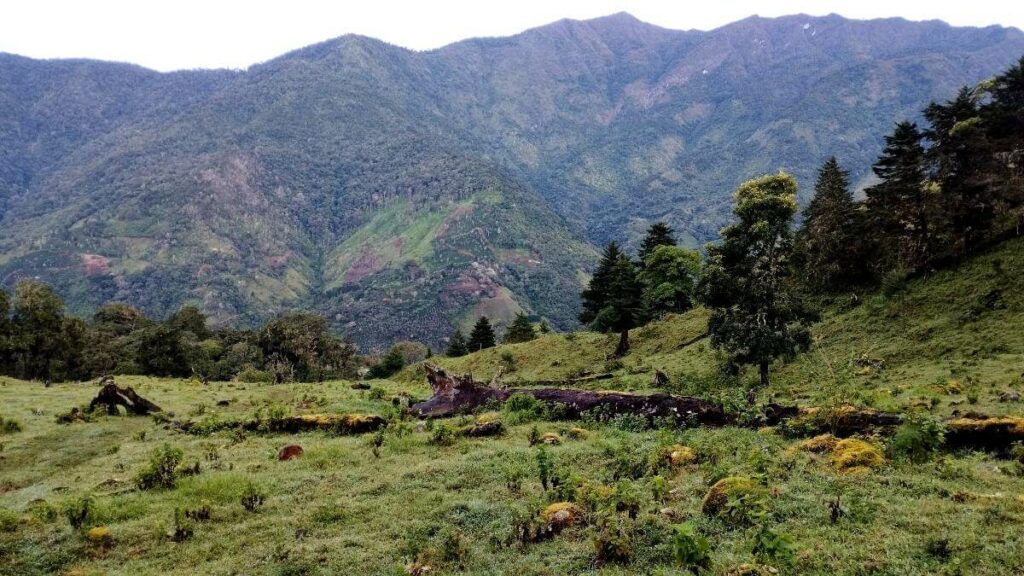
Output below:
[430,423,456,446]
[701,477,768,525]
[591,513,633,565]
[889,414,946,463]
[0,415,23,434]
[241,483,266,512]
[169,508,193,542]
[368,387,388,401]
[136,444,184,490]
[536,447,554,490]
[752,526,796,566]
[63,494,95,530]
[235,366,272,384]
[503,394,549,425]
[671,522,711,573]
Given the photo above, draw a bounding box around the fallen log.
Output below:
[410,366,1024,450]
[88,379,162,415]
[411,365,731,425]
[173,413,386,435]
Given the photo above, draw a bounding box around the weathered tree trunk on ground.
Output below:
[88,379,162,415]
[411,365,730,425]
[411,365,1024,450]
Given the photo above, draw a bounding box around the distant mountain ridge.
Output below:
[2,13,1022,349]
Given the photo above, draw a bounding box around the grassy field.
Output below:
[1,238,1023,575]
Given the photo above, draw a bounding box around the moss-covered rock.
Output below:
[701,476,764,517]
[831,438,885,472]
[725,563,779,576]
[540,432,562,445]
[798,434,839,453]
[541,501,580,530]
[87,526,113,546]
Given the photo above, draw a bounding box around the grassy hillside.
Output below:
[2,240,1023,575]
[412,234,1024,417]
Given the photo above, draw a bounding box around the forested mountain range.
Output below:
[2,12,1022,349]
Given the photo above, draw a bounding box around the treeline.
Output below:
[0,281,357,383]
[797,57,1024,290]
[580,57,1024,384]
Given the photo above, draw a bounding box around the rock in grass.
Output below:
[540,432,561,445]
[541,502,580,530]
[668,444,698,466]
[701,476,764,516]
[87,526,113,546]
[567,427,589,440]
[831,438,885,473]
[725,564,779,576]
[797,434,839,453]
[462,420,504,437]
[278,444,304,461]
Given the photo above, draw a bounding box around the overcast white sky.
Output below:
[2,0,1022,71]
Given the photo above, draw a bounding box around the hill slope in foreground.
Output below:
[1,238,1023,574]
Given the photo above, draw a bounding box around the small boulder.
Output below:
[725,564,779,576]
[831,438,885,472]
[701,476,764,517]
[668,444,697,466]
[797,434,839,454]
[87,526,113,546]
[541,432,562,445]
[999,390,1021,403]
[567,427,589,440]
[351,382,371,390]
[541,501,580,530]
[216,399,231,407]
[278,444,304,461]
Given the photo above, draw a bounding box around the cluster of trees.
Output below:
[581,57,1024,386]
[797,58,1024,290]
[579,223,703,355]
[0,281,357,383]
[445,313,550,357]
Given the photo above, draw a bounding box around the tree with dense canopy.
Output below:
[445,329,468,357]
[795,157,868,290]
[639,245,702,317]
[700,173,817,388]
[467,317,496,352]
[368,346,405,378]
[503,312,537,344]
[637,222,677,267]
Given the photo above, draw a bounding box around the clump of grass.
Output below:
[63,494,95,530]
[670,522,711,572]
[888,414,946,463]
[0,414,23,434]
[241,483,266,513]
[136,443,184,490]
[430,423,456,446]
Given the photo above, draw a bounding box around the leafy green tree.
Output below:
[865,121,935,272]
[167,305,211,340]
[639,245,702,317]
[699,173,817,388]
[795,157,869,290]
[8,281,81,381]
[467,316,496,352]
[368,346,405,379]
[137,323,191,377]
[589,251,645,356]
[503,312,537,344]
[538,319,551,334]
[258,312,354,382]
[0,289,11,370]
[637,222,676,266]
[445,329,468,357]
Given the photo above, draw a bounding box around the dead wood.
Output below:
[88,378,162,415]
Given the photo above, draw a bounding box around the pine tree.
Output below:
[445,329,468,357]
[699,173,816,388]
[368,346,405,379]
[467,317,496,352]
[503,312,537,344]
[795,157,868,290]
[924,88,993,256]
[589,252,645,356]
[0,289,11,373]
[579,241,624,325]
[637,222,676,266]
[984,57,1024,234]
[865,121,934,272]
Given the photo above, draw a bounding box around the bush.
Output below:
[752,525,796,566]
[241,483,266,512]
[0,415,23,434]
[503,394,549,425]
[671,522,711,573]
[235,366,272,384]
[430,424,456,446]
[889,414,946,463]
[63,494,95,530]
[136,444,184,490]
